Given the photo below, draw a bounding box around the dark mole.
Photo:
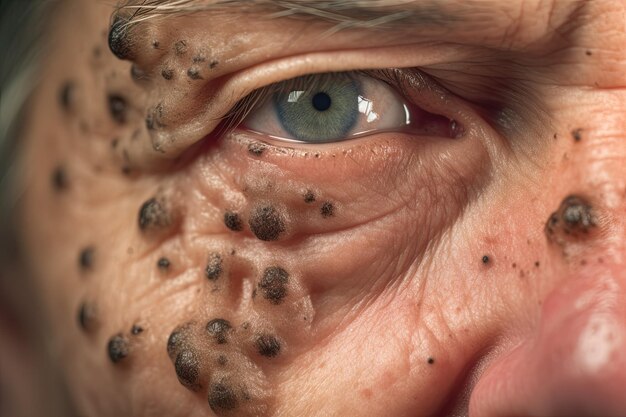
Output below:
[259,266,289,304]
[52,166,68,191]
[205,253,223,281]
[571,128,583,142]
[152,40,160,49]
[107,334,129,363]
[79,247,95,270]
[482,255,490,264]
[304,190,316,203]
[586,50,592,56]
[255,334,281,358]
[167,328,185,358]
[161,68,174,80]
[187,68,203,80]
[210,60,219,69]
[247,142,266,156]
[224,211,243,232]
[138,197,170,231]
[131,324,143,335]
[192,55,206,63]
[174,40,187,55]
[217,355,228,366]
[535,261,540,267]
[545,195,597,240]
[157,257,171,269]
[427,357,435,365]
[108,16,133,60]
[320,201,334,218]
[59,81,75,110]
[175,350,200,390]
[107,94,128,124]
[208,382,238,412]
[206,318,232,344]
[77,302,97,332]
[249,205,286,241]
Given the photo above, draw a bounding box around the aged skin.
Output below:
[1,0,626,416]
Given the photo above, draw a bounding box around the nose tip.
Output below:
[469,265,626,417]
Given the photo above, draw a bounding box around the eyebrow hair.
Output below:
[118,0,453,33]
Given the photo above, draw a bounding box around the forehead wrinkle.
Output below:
[115,0,456,32]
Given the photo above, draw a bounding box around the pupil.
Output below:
[312,92,332,111]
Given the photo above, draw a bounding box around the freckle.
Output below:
[131,324,144,335]
[79,246,95,270]
[581,259,587,265]
[107,334,129,363]
[205,253,223,281]
[535,261,540,267]
[208,381,238,412]
[259,266,289,304]
[174,40,187,55]
[320,202,334,218]
[571,128,583,142]
[138,197,170,231]
[157,257,171,270]
[255,334,281,358]
[77,302,98,332]
[59,81,75,110]
[187,68,202,80]
[175,349,200,390]
[224,211,243,232]
[304,190,316,203]
[585,50,592,56]
[249,205,286,241]
[512,263,516,268]
[108,16,133,60]
[482,255,490,265]
[427,357,435,365]
[51,166,68,191]
[247,142,266,156]
[209,60,219,69]
[206,318,233,344]
[553,133,557,140]
[107,94,128,124]
[161,68,174,80]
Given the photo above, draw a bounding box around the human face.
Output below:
[9,0,626,416]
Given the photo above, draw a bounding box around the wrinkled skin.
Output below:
[3,0,626,416]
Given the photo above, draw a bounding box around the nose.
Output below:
[469,253,626,416]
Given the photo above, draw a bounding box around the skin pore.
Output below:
[1,0,625,416]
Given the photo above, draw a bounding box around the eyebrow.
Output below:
[120,0,456,33]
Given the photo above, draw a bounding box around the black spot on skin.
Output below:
[187,68,202,80]
[545,195,597,243]
[320,201,334,218]
[224,211,243,232]
[107,334,129,363]
[152,40,160,49]
[131,324,143,335]
[79,247,95,270]
[107,94,128,124]
[174,40,187,55]
[482,255,490,264]
[157,257,171,270]
[206,318,232,344]
[535,261,540,267]
[111,138,119,149]
[255,334,281,358]
[175,350,200,390]
[161,68,174,80]
[108,16,133,60]
[192,55,206,63]
[210,60,219,69]
[259,267,289,304]
[205,253,223,281]
[59,81,75,110]
[427,357,435,365]
[571,128,583,142]
[167,328,185,358]
[304,190,316,203]
[51,166,68,191]
[586,50,592,56]
[248,142,266,156]
[208,382,238,412]
[249,205,286,241]
[138,197,170,231]
[146,102,165,131]
[77,302,97,332]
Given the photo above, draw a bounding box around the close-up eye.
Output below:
[240,71,458,143]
